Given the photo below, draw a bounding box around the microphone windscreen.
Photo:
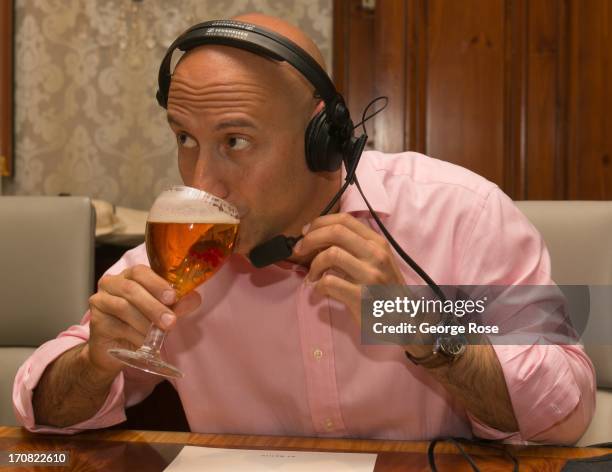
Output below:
[248,235,297,268]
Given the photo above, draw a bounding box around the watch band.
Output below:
[405,334,467,369]
[404,348,452,369]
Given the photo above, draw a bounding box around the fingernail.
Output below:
[161,313,176,329]
[162,290,176,305]
[302,223,311,235]
[293,239,303,254]
[304,274,317,285]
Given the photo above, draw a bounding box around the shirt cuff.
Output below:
[13,338,126,434]
[469,343,582,442]
[466,411,525,444]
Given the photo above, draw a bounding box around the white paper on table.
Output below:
[164,446,377,472]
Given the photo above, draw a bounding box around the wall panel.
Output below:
[426,0,506,186]
[567,0,612,200]
[334,0,612,200]
[0,0,13,178]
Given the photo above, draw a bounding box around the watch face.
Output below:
[438,335,467,357]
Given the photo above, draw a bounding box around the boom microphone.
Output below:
[248,235,302,268]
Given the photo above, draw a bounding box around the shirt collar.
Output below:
[339,152,391,216]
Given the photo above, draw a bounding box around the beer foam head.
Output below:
[148,186,239,224]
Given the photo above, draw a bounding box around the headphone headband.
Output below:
[157,20,347,123]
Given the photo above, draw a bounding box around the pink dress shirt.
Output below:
[13,151,595,443]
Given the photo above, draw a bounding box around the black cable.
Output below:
[351,95,450,301]
[427,438,519,472]
[428,438,479,471]
[476,439,520,469]
[353,175,448,302]
[320,177,351,216]
[352,96,388,135]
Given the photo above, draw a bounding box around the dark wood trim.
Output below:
[555,0,569,199]
[504,0,527,199]
[416,0,428,154]
[566,0,579,199]
[0,0,13,177]
[332,0,348,93]
[333,0,377,146]
[405,0,428,154]
[404,0,417,152]
[373,0,407,153]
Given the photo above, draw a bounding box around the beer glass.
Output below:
[108,186,239,378]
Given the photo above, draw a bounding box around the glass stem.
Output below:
[139,326,166,356]
[139,283,179,357]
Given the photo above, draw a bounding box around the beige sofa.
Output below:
[516,201,612,446]
[0,196,94,426]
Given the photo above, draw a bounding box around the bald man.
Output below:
[15,14,594,444]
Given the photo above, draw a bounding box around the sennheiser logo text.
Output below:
[206,28,250,40]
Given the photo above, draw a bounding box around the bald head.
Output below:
[170,13,326,124]
[232,13,326,70]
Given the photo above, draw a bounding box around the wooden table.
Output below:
[0,426,610,471]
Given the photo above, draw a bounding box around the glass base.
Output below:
[107,348,183,379]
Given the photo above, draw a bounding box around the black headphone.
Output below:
[156,19,365,174]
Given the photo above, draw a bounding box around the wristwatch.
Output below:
[405,333,467,369]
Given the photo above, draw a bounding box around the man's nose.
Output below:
[189,153,229,199]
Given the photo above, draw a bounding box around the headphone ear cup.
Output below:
[305,109,344,172]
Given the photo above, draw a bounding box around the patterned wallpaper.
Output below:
[4,0,333,209]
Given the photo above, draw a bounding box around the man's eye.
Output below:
[227,136,249,151]
[177,132,197,149]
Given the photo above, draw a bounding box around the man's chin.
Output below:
[233,240,249,256]
[233,234,256,256]
[233,233,276,257]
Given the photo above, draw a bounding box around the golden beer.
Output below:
[108,185,239,379]
[146,221,238,297]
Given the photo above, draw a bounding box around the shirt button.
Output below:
[324,418,334,430]
[313,348,323,361]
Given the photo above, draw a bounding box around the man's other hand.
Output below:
[293,213,405,323]
[87,264,201,375]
